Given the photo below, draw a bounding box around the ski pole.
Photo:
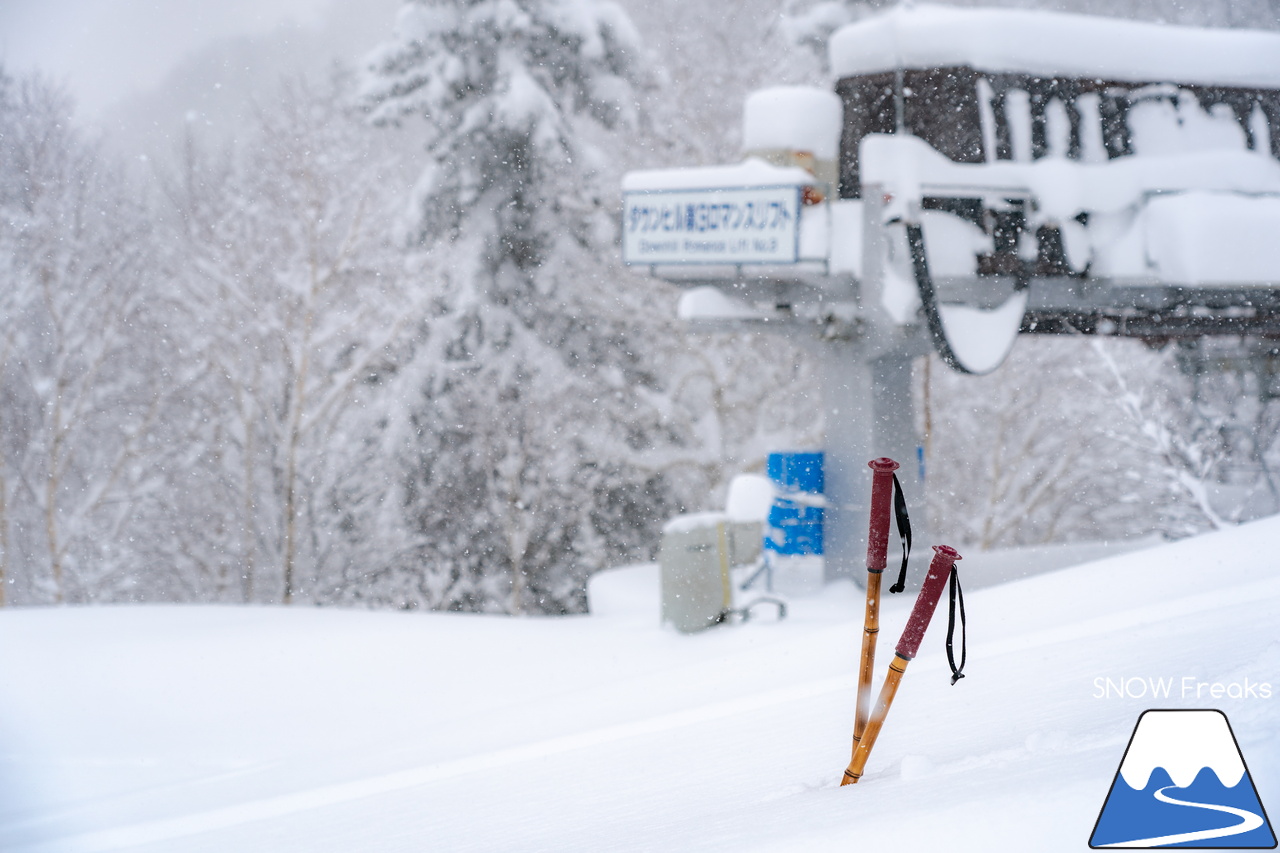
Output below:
[850,458,900,760]
[842,544,961,786]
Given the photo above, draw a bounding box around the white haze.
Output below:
[0,0,400,143]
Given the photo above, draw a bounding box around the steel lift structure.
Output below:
[623,6,1280,581]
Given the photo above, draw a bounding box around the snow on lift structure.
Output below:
[831,5,1280,374]
[621,5,1280,580]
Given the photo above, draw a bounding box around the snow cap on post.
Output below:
[742,86,844,161]
[865,458,900,573]
[896,545,961,660]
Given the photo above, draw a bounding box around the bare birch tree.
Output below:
[0,70,175,602]
[157,76,419,604]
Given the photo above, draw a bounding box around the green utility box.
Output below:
[659,512,761,633]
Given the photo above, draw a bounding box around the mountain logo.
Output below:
[1090,709,1276,848]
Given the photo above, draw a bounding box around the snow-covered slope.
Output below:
[1,519,1277,852]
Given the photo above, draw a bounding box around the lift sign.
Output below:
[622,185,801,266]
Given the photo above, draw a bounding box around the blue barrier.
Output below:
[764,451,824,557]
[766,451,824,494]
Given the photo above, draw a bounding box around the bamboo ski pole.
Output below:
[850,458,900,763]
[842,544,961,786]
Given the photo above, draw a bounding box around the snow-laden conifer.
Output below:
[361,0,642,251]
[359,0,689,614]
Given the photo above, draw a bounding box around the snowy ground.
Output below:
[1,520,1277,852]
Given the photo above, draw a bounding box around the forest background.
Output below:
[2,0,1279,614]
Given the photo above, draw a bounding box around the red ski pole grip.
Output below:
[895,545,961,660]
[865,458,900,573]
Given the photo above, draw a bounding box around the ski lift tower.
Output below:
[622,6,1280,583]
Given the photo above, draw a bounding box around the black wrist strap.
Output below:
[887,472,912,594]
[947,564,967,685]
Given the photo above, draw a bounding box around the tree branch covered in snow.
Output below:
[0,69,178,603]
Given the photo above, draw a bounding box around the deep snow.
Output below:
[828,4,1280,87]
[1,518,1277,852]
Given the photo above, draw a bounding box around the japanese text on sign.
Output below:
[622,185,801,266]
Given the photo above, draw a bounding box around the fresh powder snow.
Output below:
[828,4,1280,88]
[741,87,843,161]
[1,518,1277,852]
[622,157,815,193]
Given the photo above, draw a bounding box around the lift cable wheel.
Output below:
[907,221,1028,376]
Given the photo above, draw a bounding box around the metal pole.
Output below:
[872,350,926,547]
[821,340,875,582]
[820,347,927,583]
[822,185,929,583]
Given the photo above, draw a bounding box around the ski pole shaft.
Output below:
[855,569,883,743]
[842,652,910,785]
[842,545,961,785]
[853,458,899,747]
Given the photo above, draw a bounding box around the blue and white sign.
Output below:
[1090,710,1276,848]
[622,185,801,266]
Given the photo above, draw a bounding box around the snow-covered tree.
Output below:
[361,0,644,251]
[156,76,421,604]
[357,0,715,613]
[1087,339,1280,537]
[0,69,176,603]
[923,332,1280,551]
[925,339,1166,550]
[623,0,823,166]
[643,330,825,504]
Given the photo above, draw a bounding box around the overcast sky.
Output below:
[0,0,397,119]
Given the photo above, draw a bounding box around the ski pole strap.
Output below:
[887,473,912,594]
[947,564,967,685]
